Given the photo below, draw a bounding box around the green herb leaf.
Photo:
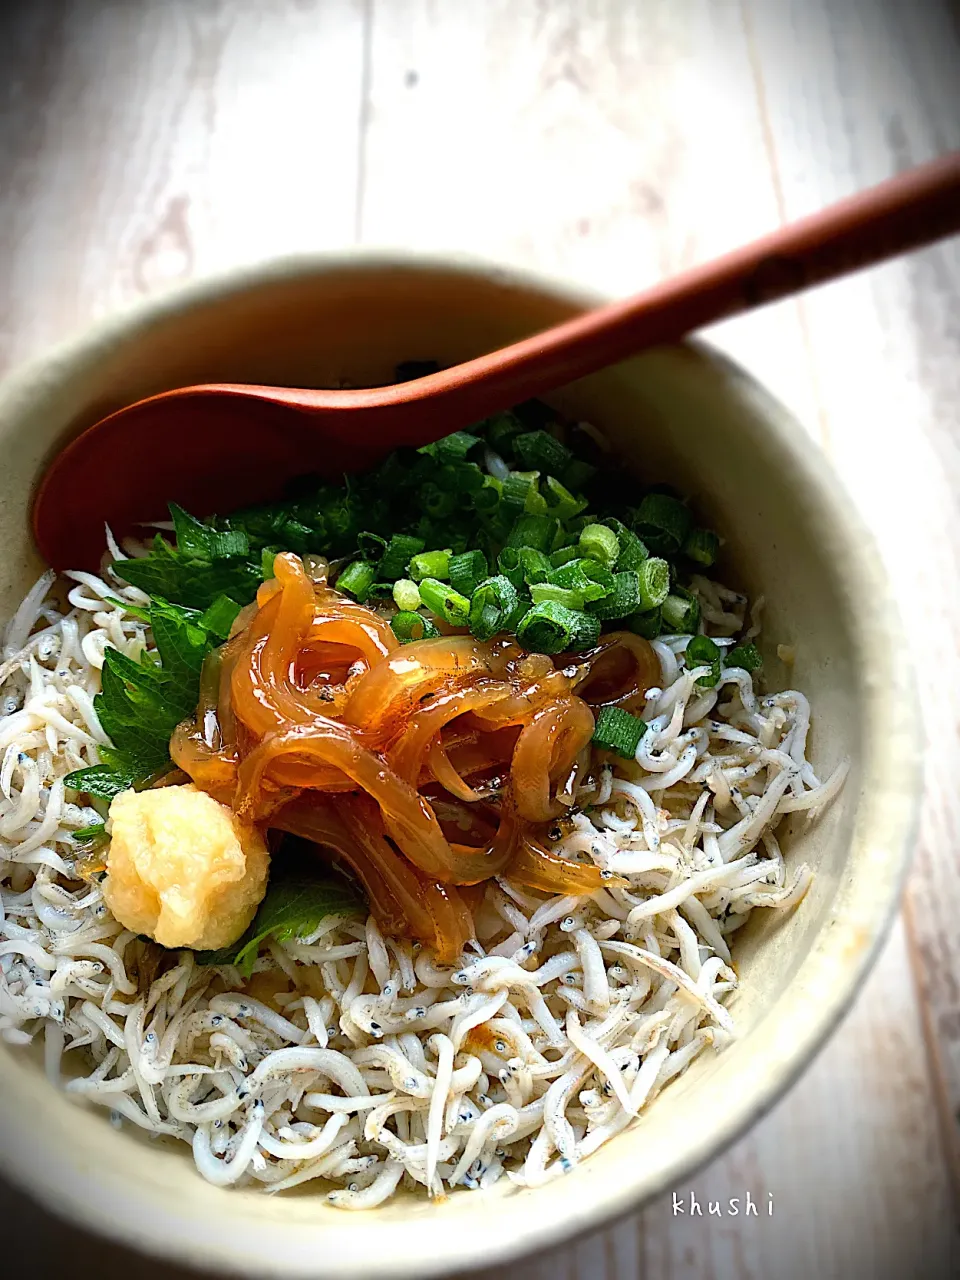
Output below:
[104,595,151,624]
[64,597,223,801]
[114,531,261,612]
[149,599,216,705]
[196,870,362,977]
[64,764,140,800]
[199,594,242,640]
[170,504,251,561]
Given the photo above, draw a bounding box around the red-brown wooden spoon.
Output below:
[33,152,960,569]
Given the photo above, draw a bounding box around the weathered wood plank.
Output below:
[360,0,822,435]
[743,0,960,1200]
[0,0,366,375]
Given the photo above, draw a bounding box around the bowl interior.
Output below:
[0,257,914,1279]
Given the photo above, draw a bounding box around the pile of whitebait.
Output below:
[0,554,847,1206]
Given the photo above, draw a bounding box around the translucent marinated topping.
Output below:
[172,553,664,959]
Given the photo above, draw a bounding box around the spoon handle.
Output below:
[392,151,960,421]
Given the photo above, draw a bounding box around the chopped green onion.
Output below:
[587,570,642,620]
[562,458,598,492]
[391,611,441,642]
[544,475,588,521]
[550,558,615,603]
[518,547,553,584]
[513,429,572,478]
[684,527,720,567]
[512,399,558,432]
[636,557,671,611]
[261,547,279,579]
[380,533,425,579]
[603,518,648,571]
[448,549,488,597]
[686,634,721,687]
[501,471,541,515]
[358,531,388,559]
[419,482,456,519]
[592,706,647,758]
[199,594,242,640]
[392,579,422,611]
[517,601,600,654]
[468,575,520,642]
[627,607,662,639]
[419,430,480,463]
[504,513,558,553]
[523,485,548,516]
[530,583,584,610]
[418,578,470,625]
[725,642,762,672]
[277,517,316,553]
[549,544,581,569]
[578,523,620,568]
[661,588,701,633]
[633,493,692,555]
[486,410,526,453]
[337,558,377,603]
[446,462,485,494]
[473,476,503,514]
[497,548,525,589]
[408,549,451,582]
[504,597,531,632]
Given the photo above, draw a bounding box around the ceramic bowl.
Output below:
[0,254,919,1278]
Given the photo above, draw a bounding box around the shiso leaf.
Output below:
[64,598,222,799]
[196,869,362,977]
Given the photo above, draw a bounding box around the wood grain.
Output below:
[0,0,366,373]
[360,0,822,437]
[0,1,958,1277]
[743,0,960,1200]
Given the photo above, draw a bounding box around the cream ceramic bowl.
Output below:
[0,254,918,1278]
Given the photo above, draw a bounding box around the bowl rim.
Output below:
[0,248,921,1278]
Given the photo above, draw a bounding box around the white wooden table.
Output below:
[1,3,958,1276]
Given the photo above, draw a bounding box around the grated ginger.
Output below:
[102,784,269,950]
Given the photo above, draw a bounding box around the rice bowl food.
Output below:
[0,394,849,1207]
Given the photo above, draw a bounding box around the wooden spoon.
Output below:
[32,152,960,569]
